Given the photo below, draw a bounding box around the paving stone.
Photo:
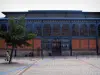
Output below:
[0,56,100,75]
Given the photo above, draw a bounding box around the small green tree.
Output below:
[0,16,36,64]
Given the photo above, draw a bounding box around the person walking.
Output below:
[5,51,10,61]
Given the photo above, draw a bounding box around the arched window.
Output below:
[80,24,88,36]
[43,24,51,36]
[52,24,60,36]
[72,24,79,36]
[34,24,42,36]
[89,24,96,36]
[62,24,71,36]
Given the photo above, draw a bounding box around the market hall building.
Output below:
[0,10,100,56]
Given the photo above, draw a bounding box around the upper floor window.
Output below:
[34,24,42,36]
[43,24,51,36]
[62,24,71,36]
[89,24,96,36]
[26,24,33,33]
[72,24,79,36]
[80,24,88,36]
[52,24,60,36]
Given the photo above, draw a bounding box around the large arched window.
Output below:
[62,24,71,36]
[43,24,51,36]
[80,24,88,36]
[52,24,60,36]
[72,24,79,36]
[89,24,96,36]
[34,24,42,36]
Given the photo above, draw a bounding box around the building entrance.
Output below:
[42,38,71,56]
[52,39,61,56]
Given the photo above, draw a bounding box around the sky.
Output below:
[0,0,100,17]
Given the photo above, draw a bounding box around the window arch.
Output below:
[43,24,51,36]
[72,24,79,36]
[80,24,88,36]
[89,24,96,36]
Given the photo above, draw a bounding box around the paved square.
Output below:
[0,56,100,75]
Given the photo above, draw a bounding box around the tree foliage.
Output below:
[0,16,36,63]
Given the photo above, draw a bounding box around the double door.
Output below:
[42,38,71,56]
[52,39,61,56]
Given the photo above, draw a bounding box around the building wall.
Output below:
[1,10,100,56]
[0,40,5,48]
[0,38,42,56]
[33,38,41,49]
[72,39,96,51]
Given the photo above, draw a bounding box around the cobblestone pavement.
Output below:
[0,56,100,75]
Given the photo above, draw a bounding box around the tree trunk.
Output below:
[9,45,14,64]
[14,48,17,57]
